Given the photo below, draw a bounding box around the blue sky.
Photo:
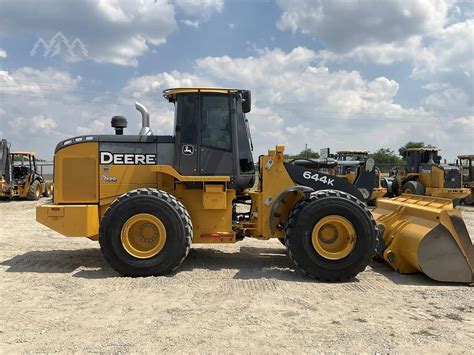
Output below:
[0,0,472,160]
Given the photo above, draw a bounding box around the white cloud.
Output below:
[0,67,80,95]
[175,0,224,18]
[272,1,473,158]
[182,19,200,28]
[123,70,211,99]
[316,36,423,65]
[0,0,177,66]
[412,19,473,115]
[76,120,106,135]
[0,48,6,58]
[0,66,114,157]
[8,116,26,129]
[413,20,473,83]
[32,115,57,131]
[194,47,469,159]
[276,0,451,53]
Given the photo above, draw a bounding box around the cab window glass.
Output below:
[179,94,199,144]
[201,95,231,151]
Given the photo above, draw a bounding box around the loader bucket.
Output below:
[372,194,474,283]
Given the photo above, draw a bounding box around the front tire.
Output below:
[99,188,192,276]
[402,180,425,195]
[26,180,41,200]
[285,190,377,282]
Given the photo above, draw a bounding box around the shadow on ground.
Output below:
[0,245,463,286]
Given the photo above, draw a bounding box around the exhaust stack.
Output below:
[135,102,153,136]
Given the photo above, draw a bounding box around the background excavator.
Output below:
[36,88,473,283]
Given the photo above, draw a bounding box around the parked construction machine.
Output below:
[457,154,474,205]
[290,149,386,204]
[335,150,386,202]
[36,88,474,283]
[382,147,470,204]
[0,139,52,200]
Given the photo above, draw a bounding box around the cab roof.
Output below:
[406,147,439,152]
[163,87,246,101]
[11,151,36,156]
[458,154,474,159]
[336,150,369,155]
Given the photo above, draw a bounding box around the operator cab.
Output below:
[336,150,368,162]
[11,152,38,184]
[458,155,474,184]
[404,147,442,173]
[335,150,369,175]
[164,88,255,190]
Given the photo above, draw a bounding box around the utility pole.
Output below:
[305,143,308,158]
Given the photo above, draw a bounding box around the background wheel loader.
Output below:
[0,139,52,201]
[382,147,471,205]
[36,88,474,283]
[334,150,386,203]
[457,155,473,205]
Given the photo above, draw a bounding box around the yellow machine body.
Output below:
[37,143,294,242]
[402,169,471,199]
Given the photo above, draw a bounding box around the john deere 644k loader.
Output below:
[36,88,474,283]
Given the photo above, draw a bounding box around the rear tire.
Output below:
[99,188,192,276]
[402,180,424,195]
[26,180,41,200]
[285,190,377,282]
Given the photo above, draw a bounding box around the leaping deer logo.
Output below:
[182,145,194,155]
[30,32,88,58]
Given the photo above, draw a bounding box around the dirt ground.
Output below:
[0,199,473,353]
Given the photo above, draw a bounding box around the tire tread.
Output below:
[285,189,378,282]
[99,188,192,276]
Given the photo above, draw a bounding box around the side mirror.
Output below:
[242,90,251,113]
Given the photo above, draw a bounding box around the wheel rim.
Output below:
[35,185,41,199]
[404,188,412,194]
[311,215,356,260]
[121,213,167,259]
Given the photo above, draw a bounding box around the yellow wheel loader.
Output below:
[36,88,474,283]
[382,147,471,205]
[0,139,52,201]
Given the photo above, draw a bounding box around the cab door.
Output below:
[175,94,200,175]
[199,94,234,176]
